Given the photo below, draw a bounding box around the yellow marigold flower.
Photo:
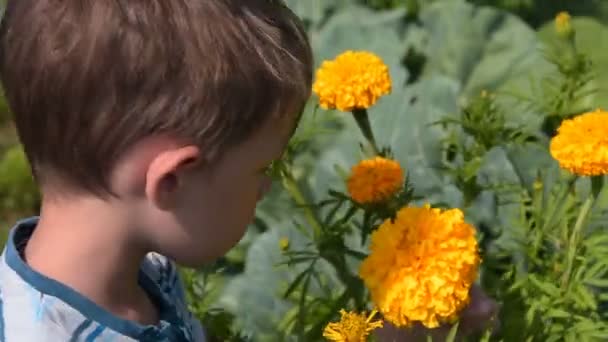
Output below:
[312,50,391,112]
[359,205,480,328]
[555,11,573,37]
[347,157,404,205]
[550,109,608,176]
[323,309,383,342]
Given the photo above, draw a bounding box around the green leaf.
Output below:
[445,321,460,342]
[295,266,313,339]
[572,285,598,310]
[218,227,342,339]
[344,248,368,260]
[314,4,407,70]
[0,145,39,214]
[547,308,572,319]
[283,267,313,299]
[528,274,561,297]
[584,278,608,288]
[584,234,608,249]
[284,0,339,29]
[419,0,544,97]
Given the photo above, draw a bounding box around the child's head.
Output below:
[0,0,313,265]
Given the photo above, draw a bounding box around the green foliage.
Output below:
[434,91,538,206]
[200,1,608,341]
[429,7,608,340]
[180,266,251,341]
[0,145,39,215]
[361,0,608,29]
[0,0,606,340]
[0,91,10,127]
[0,222,6,247]
[359,0,406,10]
[482,175,608,340]
[418,0,544,99]
[537,16,608,110]
[470,0,608,28]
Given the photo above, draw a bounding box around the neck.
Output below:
[24,194,158,325]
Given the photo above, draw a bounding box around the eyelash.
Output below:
[263,159,280,176]
[263,163,274,175]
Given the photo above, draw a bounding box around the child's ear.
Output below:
[145,145,201,210]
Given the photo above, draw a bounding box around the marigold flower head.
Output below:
[550,109,608,176]
[555,11,573,37]
[359,205,480,328]
[347,157,404,205]
[312,50,391,112]
[323,309,383,342]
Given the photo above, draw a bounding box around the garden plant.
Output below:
[1,1,608,341]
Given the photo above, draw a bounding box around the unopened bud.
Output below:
[555,12,573,39]
[279,237,290,251]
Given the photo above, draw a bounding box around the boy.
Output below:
[0,0,312,340]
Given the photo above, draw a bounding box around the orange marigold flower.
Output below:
[312,50,391,112]
[359,205,480,328]
[550,109,608,176]
[347,157,404,205]
[323,309,383,342]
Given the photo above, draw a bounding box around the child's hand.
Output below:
[374,285,499,342]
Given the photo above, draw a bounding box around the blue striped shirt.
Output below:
[0,217,206,341]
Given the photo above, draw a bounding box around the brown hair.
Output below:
[0,0,313,197]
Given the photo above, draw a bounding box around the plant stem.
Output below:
[562,195,593,287]
[352,109,380,156]
[532,176,575,259]
[281,162,369,321]
[542,175,576,233]
[282,171,323,240]
[296,260,316,342]
[561,176,603,286]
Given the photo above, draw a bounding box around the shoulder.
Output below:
[0,247,70,341]
[0,292,67,341]
[1,320,71,341]
[0,297,137,342]
[0,320,138,342]
[0,278,137,342]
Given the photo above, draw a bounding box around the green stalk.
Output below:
[296,260,316,342]
[352,109,380,156]
[542,175,576,233]
[533,176,576,259]
[280,160,370,317]
[282,171,323,240]
[561,176,603,286]
[561,195,593,287]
